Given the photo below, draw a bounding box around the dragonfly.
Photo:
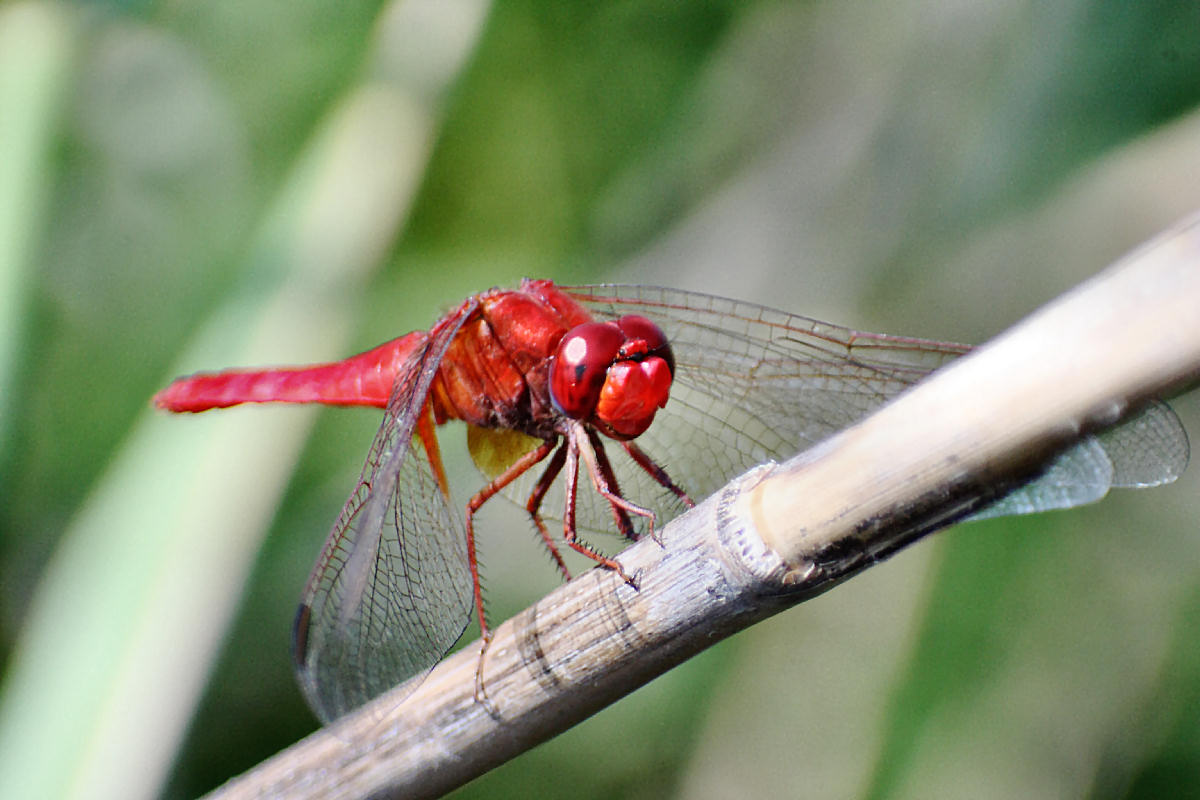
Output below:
[155,279,1189,723]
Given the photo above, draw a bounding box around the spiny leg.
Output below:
[465,435,558,702]
[416,401,452,501]
[523,442,572,581]
[560,427,636,585]
[621,440,695,508]
[583,427,657,542]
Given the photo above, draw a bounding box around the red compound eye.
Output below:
[549,322,625,420]
[550,315,676,439]
[615,315,674,377]
[593,355,673,438]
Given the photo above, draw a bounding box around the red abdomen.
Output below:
[153,332,427,412]
[154,280,599,439]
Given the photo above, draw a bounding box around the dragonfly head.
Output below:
[549,315,674,440]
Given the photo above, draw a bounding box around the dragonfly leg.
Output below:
[584,428,657,542]
[621,440,695,509]
[523,442,573,581]
[474,631,497,711]
[585,431,635,540]
[465,436,559,707]
[465,437,559,637]
[558,425,638,587]
[416,401,451,500]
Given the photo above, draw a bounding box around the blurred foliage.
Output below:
[1,1,1199,799]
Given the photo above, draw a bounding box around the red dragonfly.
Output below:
[155,279,1188,723]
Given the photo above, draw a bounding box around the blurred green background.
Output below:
[2,1,1200,798]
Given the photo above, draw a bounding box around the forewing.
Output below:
[552,284,958,531]
[567,284,1188,527]
[1094,400,1189,487]
[971,400,1189,519]
[293,303,475,724]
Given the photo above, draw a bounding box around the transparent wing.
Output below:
[559,284,1187,532]
[972,400,1188,519]
[293,302,476,724]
